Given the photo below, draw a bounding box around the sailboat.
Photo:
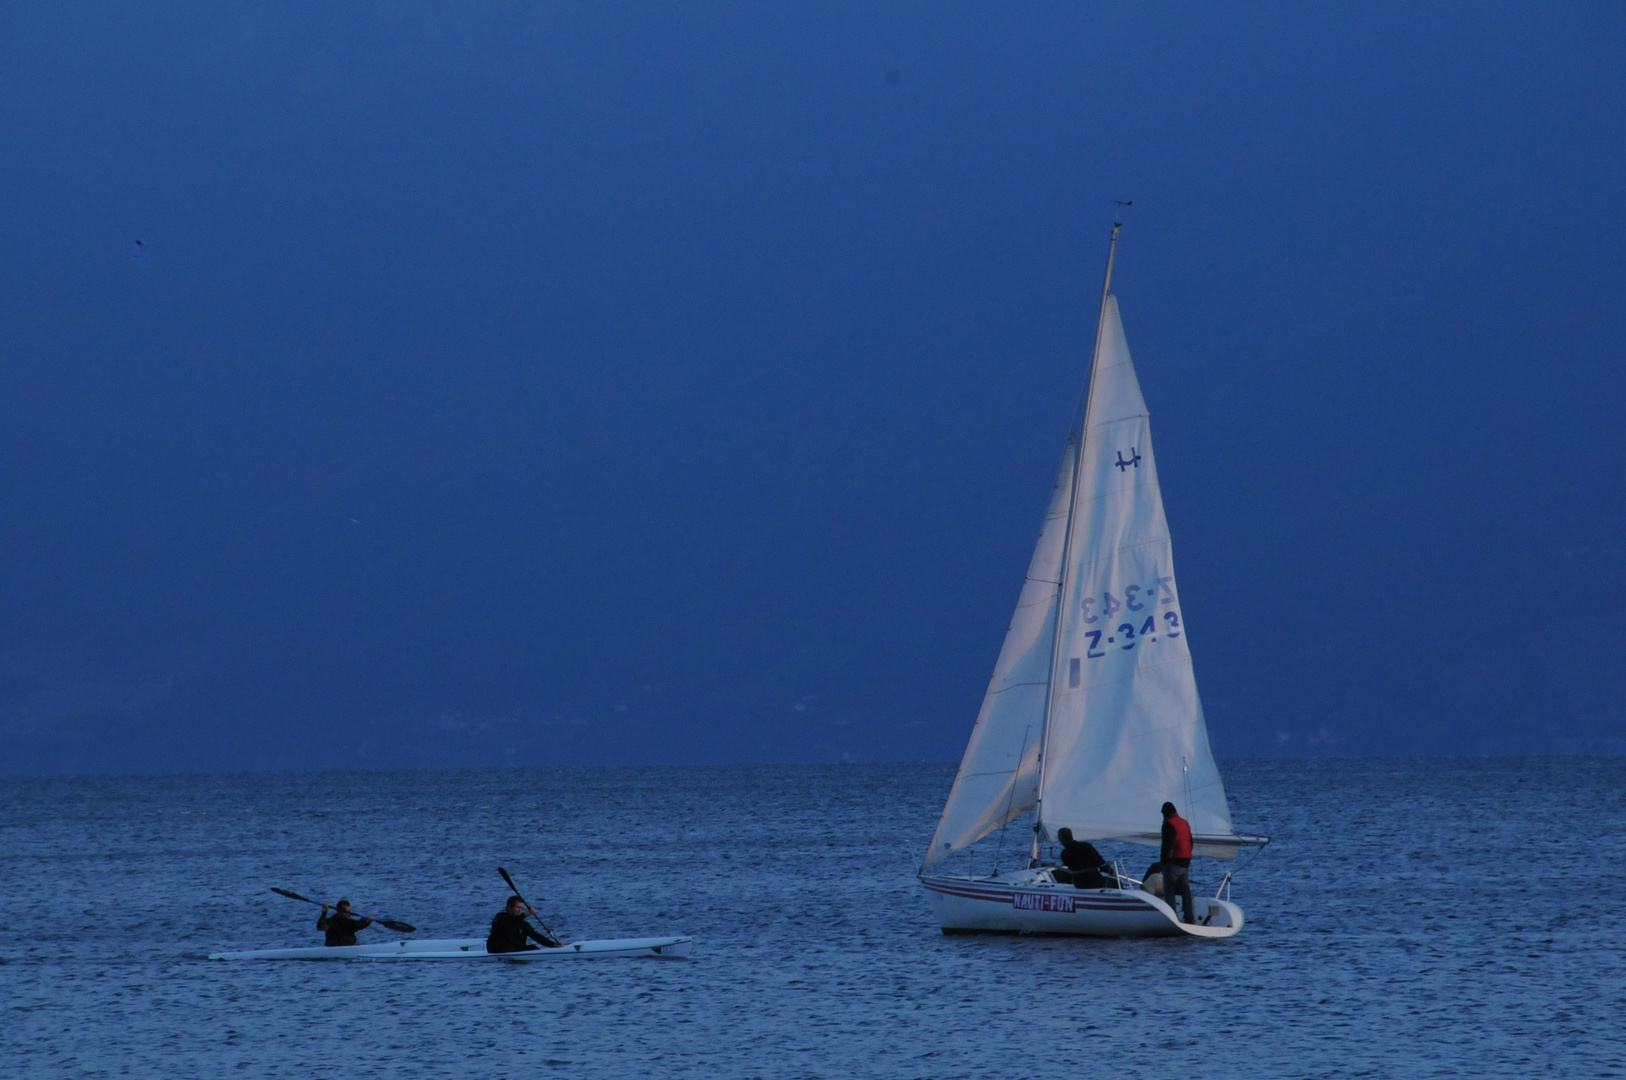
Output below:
[919,224,1267,939]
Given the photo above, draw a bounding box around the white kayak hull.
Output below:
[209,936,692,961]
[922,873,1243,939]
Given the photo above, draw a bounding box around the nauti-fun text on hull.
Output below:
[919,224,1267,939]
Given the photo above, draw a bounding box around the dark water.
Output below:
[1,759,1622,1078]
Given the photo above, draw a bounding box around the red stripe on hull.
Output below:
[922,881,1149,911]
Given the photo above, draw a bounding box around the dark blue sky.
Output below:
[2,3,1622,774]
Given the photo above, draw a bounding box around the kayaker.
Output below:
[1054,827,1112,889]
[1160,801,1195,923]
[487,895,562,952]
[317,900,374,947]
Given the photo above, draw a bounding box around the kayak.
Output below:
[208,935,692,961]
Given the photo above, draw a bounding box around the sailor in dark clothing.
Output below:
[1054,827,1113,889]
[317,900,373,947]
[1160,801,1196,923]
[487,895,562,953]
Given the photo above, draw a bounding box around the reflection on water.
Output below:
[1,758,1620,1078]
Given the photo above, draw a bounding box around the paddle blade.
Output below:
[498,867,520,897]
[378,919,416,934]
[272,887,312,903]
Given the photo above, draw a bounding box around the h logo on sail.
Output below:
[1114,448,1141,472]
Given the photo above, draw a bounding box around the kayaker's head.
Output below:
[1161,802,1177,818]
[506,896,526,915]
[1056,828,1074,843]
[335,900,353,914]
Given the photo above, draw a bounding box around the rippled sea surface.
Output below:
[2,758,1623,1078]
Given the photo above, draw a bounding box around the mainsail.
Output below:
[1036,294,1237,856]
[921,440,1076,869]
[925,234,1242,871]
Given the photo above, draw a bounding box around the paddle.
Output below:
[497,866,562,945]
[271,887,417,933]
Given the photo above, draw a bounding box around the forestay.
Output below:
[922,440,1076,869]
[1036,296,1237,856]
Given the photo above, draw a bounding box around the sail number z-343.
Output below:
[1078,577,1181,660]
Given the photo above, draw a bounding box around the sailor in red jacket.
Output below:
[1160,802,1195,924]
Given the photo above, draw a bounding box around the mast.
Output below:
[1032,221,1121,852]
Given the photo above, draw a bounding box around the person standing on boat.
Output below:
[317,900,374,947]
[1055,828,1112,888]
[1160,802,1195,923]
[487,895,562,952]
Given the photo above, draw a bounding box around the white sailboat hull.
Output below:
[921,874,1243,939]
[208,935,692,961]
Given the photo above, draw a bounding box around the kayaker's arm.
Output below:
[522,918,562,948]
